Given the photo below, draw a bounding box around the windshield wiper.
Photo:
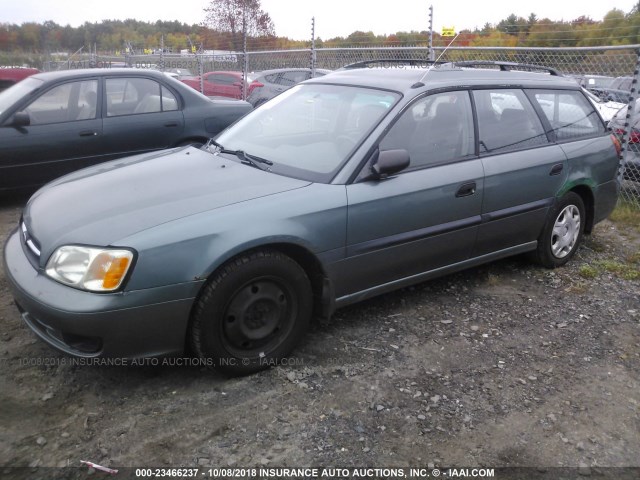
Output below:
[206,140,273,170]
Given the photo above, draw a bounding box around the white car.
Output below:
[582,87,625,122]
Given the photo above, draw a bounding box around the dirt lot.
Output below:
[0,194,639,479]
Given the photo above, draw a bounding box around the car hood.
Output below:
[23,147,310,263]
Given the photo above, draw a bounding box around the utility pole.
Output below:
[242,1,248,101]
[310,17,317,77]
[159,35,165,71]
[428,5,434,61]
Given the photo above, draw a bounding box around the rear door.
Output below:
[471,88,568,256]
[0,78,102,189]
[102,76,184,156]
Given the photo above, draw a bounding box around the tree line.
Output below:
[0,4,639,55]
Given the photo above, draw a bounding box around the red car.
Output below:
[181,71,258,99]
[0,67,40,92]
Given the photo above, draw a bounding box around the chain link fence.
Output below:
[41,45,640,208]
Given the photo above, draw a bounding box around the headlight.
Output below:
[45,246,135,292]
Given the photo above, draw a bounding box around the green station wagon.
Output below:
[4,62,621,375]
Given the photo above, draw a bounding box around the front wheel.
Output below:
[190,250,312,376]
[534,192,585,268]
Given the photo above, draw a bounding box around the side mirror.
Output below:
[371,149,410,178]
[11,111,30,127]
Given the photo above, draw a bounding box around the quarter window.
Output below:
[473,89,548,153]
[380,91,475,169]
[531,90,605,141]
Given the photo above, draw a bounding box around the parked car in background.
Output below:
[611,76,633,91]
[609,100,640,181]
[0,68,251,192]
[181,71,253,99]
[588,76,633,103]
[4,63,620,375]
[582,87,625,122]
[246,68,332,107]
[578,74,615,90]
[163,68,195,80]
[0,67,40,92]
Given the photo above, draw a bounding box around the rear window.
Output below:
[531,90,605,141]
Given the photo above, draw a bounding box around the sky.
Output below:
[1,0,638,40]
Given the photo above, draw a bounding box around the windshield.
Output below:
[0,77,43,116]
[214,83,400,182]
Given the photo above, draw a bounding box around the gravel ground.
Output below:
[0,194,639,479]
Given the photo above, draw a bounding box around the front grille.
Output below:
[21,220,41,259]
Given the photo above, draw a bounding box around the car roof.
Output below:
[29,68,170,82]
[255,67,332,76]
[307,65,580,94]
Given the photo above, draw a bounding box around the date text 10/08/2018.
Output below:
[135,467,496,478]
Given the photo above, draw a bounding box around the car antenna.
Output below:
[415,32,461,85]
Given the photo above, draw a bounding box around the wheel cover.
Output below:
[551,205,581,259]
[221,276,296,357]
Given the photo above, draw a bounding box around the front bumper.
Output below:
[3,229,204,358]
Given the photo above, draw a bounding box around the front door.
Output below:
[333,90,483,298]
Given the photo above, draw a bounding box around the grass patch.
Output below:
[597,260,626,273]
[593,260,640,281]
[579,265,599,279]
[610,201,640,230]
[627,252,640,264]
[584,236,607,253]
[623,270,640,280]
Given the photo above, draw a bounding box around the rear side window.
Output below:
[531,90,605,141]
[106,78,177,116]
[473,89,548,153]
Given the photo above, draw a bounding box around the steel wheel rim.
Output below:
[221,276,296,358]
[551,205,581,259]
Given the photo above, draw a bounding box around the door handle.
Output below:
[79,130,97,137]
[164,122,179,127]
[456,182,477,197]
[549,163,564,176]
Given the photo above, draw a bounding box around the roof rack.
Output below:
[341,59,442,70]
[450,61,563,76]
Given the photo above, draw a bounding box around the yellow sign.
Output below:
[441,27,456,37]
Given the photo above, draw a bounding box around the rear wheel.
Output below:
[534,192,585,268]
[190,250,312,376]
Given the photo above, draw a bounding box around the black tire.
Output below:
[190,250,312,376]
[534,192,585,268]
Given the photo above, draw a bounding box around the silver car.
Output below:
[246,68,332,107]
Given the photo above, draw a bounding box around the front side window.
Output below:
[531,89,605,141]
[214,83,399,182]
[379,90,475,169]
[25,79,98,125]
[473,89,548,153]
[0,77,43,116]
